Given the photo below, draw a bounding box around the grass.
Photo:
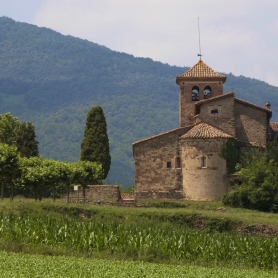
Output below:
[2,198,278,227]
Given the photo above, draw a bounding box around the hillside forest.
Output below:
[0,17,278,186]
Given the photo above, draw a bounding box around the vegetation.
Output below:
[0,151,103,200]
[80,106,110,179]
[0,112,39,158]
[221,138,240,175]
[0,112,19,145]
[16,122,39,158]
[1,212,278,269]
[0,200,277,274]
[0,251,276,278]
[0,17,277,185]
[223,139,278,212]
[0,143,20,200]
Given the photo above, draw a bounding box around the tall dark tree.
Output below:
[16,122,39,158]
[80,106,110,179]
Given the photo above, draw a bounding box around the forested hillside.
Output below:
[0,16,278,186]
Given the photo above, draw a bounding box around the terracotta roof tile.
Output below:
[181,123,234,139]
[270,123,278,140]
[270,122,278,132]
[177,60,226,79]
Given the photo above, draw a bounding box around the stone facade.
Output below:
[180,138,229,200]
[133,59,274,201]
[234,99,270,146]
[133,127,190,199]
[179,81,224,127]
[195,93,236,136]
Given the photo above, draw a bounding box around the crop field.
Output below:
[0,251,277,278]
[0,211,277,269]
[0,199,277,276]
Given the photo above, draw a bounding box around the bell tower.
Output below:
[176,59,226,127]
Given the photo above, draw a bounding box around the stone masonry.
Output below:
[133,59,274,201]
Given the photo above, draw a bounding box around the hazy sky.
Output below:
[1,0,278,86]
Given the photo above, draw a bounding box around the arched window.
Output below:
[204,86,211,99]
[175,157,181,168]
[192,86,199,101]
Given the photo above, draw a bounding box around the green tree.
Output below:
[0,113,20,145]
[222,140,278,212]
[223,157,278,212]
[0,143,20,200]
[80,106,110,179]
[220,138,240,175]
[16,122,39,158]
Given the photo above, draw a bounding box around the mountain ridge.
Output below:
[0,16,277,186]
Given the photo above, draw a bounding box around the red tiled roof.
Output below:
[176,60,226,82]
[180,123,234,139]
[270,122,278,132]
[269,123,278,140]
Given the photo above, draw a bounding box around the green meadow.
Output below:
[0,199,277,277]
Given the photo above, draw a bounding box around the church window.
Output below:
[166,162,171,168]
[191,86,199,101]
[204,86,211,99]
[175,157,181,168]
[201,156,206,167]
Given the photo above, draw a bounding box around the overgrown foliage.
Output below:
[80,106,110,179]
[223,139,278,212]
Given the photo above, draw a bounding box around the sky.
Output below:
[1,0,278,86]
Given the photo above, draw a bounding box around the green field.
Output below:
[0,199,277,276]
[0,251,276,278]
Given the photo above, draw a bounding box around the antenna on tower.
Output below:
[197,17,203,59]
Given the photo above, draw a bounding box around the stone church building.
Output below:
[132,59,276,201]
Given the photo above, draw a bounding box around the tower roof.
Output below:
[180,122,233,139]
[176,60,226,83]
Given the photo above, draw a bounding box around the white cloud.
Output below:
[30,0,278,86]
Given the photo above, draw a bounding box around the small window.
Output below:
[166,162,171,168]
[211,109,218,114]
[192,86,199,101]
[204,86,211,99]
[201,156,206,167]
[175,157,181,168]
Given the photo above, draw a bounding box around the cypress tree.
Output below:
[16,122,39,158]
[80,106,111,179]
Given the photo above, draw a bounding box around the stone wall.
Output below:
[68,185,121,204]
[179,80,224,127]
[133,127,190,199]
[197,94,235,136]
[235,101,268,146]
[181,138,228,201]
